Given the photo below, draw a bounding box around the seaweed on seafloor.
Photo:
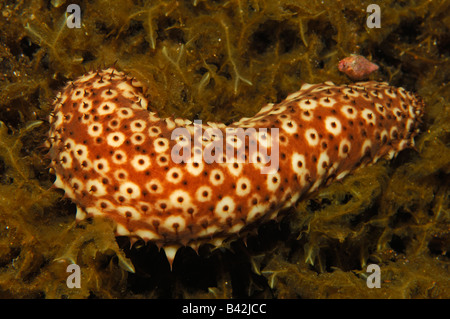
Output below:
[0,118,134,298]
[0,0,448,298]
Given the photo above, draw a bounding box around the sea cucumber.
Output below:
[47,68,424,264]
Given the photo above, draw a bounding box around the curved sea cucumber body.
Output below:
[48,68,424,262]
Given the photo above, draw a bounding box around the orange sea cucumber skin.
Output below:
[48,68,424,250]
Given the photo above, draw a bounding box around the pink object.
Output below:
[338,55,379,81]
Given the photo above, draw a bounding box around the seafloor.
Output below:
[0,0,448,298]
